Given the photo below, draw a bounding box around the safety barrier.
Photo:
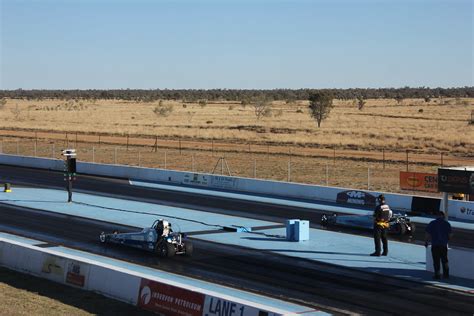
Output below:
[0,235,313,315]
[1,153,473,219]
[426,246,474,280]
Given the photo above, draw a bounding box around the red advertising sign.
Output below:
[400,171,438,192]
[137,279,205,316]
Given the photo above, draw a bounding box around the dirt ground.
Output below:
[0,267,153,316]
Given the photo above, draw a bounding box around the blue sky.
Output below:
[0,0,472,89]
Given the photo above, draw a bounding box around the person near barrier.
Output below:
[370,194,392,256]
[425,211,452,279]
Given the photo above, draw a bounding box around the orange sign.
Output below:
[400,171,438,192]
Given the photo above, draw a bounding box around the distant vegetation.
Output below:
[0,87,472,102]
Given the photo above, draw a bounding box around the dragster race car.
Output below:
[320,213,416,236]
[99,219,193,257]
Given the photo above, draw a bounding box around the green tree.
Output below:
[253,98,272,120]
[394,94,404,104]
[308,91,334,127]
[0,98,7,109]
[357,95,366,110]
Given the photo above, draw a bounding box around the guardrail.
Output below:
[0,234,314,315]
[1,153,473,220]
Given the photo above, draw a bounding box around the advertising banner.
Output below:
[138,279,205,316]
[336,190,376,207]
[438,168,474,194]
[40,254,65,282]
[210,176,238,190]
[399,171,438,192]
[183,173,209,187]
[203,296,279,316]
[65,260,89,288]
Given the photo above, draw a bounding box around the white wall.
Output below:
[1,153,473,219]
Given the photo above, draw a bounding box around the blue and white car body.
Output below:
[99,219,193,257]
[320,213,415,236]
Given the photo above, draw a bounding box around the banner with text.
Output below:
[400,171,438,192]
[137,279,205,316]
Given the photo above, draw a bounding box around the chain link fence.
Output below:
[0,132,471,196]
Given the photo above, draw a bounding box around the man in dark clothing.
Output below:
[371,195,392,256]
[425,211,452,279]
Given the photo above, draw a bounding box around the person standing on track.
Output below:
[371,194,392,256]
[425,211,452,279]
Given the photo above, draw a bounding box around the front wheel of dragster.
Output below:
[185,241,193,256]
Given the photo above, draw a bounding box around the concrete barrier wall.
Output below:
[426,246,474,280]
[1,154,473,219]
[0,237,295,315]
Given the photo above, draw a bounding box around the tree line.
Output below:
[0,87,472,102]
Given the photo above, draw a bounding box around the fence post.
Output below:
[114,147,117,164]
[75,132,78,147]
[138,150,141,166]
[34,141,37,157]
[192,153,195,172]
[382,148,385,169]
[333,146,336,165]
[98,134,101,147]
[66,132,69,147]
[406,150,409,171]
[92,146,95,163]
[164,150,167,169]
[16,140,19,155]
[0,138,3,154]
[253,159,257,178]
[127,134,129,151]
[367,166,370,190]
[326,164,329,186]
[212,139,214,157]
[52,143,55,158]
[441,152,444,167]
[154,136,158,152]
[287,160,291,182]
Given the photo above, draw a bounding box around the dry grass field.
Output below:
[1,97,473,153]
[0,97,472,193]
[0,267,153,316]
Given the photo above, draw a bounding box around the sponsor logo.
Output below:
[406,176,421,187]
[137,279,205,316]
[336,190,376,207]
[459,207,474,216]
[66,262,85,287]
[140,286,152,305]
[41,257,63,276]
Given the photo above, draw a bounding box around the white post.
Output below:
[114,147,117,164]
[442,192,449,218]
[253,159,257,178]
[326,164,329,186]
[367,167,370,190]
[92,146,95,163]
